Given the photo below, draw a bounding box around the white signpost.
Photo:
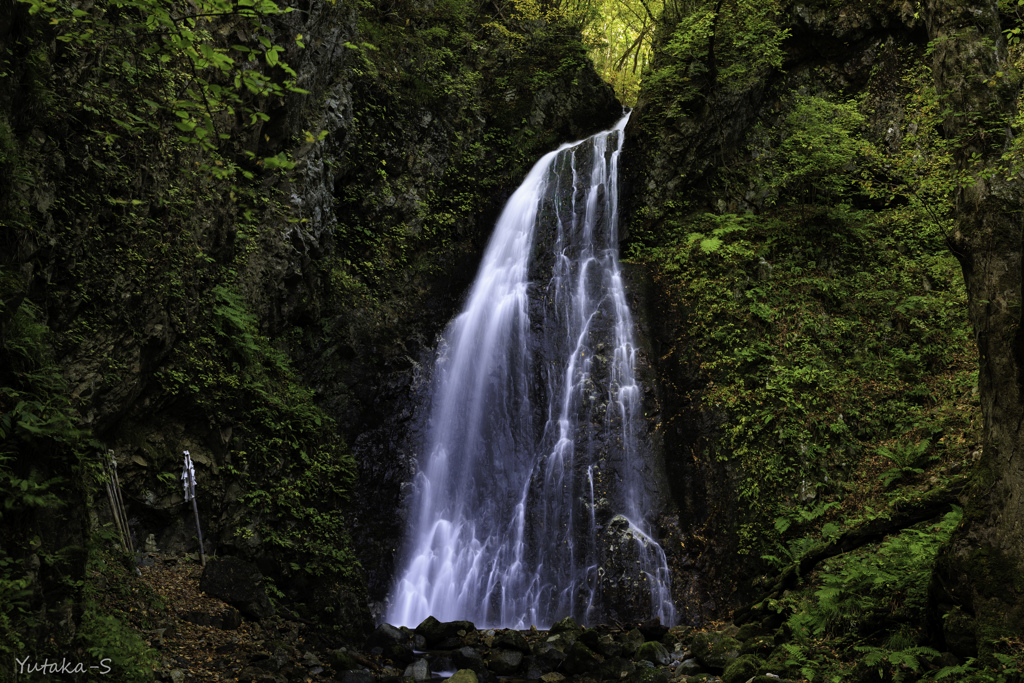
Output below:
[181,451,206,566]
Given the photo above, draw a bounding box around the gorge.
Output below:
[2,0,1024,680]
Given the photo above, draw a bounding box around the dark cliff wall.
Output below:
[0,0,618,661]
[621,0,978,628]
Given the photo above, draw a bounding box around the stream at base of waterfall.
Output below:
[386,114,675,630]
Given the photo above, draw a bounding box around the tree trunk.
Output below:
[925,0,1024,656]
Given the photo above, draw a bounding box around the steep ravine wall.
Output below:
[621,0,938,624]
[0,0,619,655]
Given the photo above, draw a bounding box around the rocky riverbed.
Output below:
[141,555,798,683]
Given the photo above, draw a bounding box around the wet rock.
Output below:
[485,648,523,675]
[665,624,694,649]
[493,629,531,653]
[735,622,766,642]
[740,634,776,656]
[540,673,565,683]
[365,623,416,664]
[636,640,670,666]
[564,640,602,674]
[598,656,637,679]
[453,646,485,671]
[690,631,742,670]
[445,669,478,683]
[534,641,568,669]
[722,654,765,683]
[549,616,583,642]
[431,652,456,673]
[366,623,408,650]
[675,658,701,676]
[416,616,476,647]
[522,655,545,679]
[638,618,669,642]
[619,628,644,657]
[404,658,431,681]
[624,664,669,683]
[341,671,375,683]
[199,557,274,621]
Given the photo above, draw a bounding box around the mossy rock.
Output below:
[549,616,584,641]
[636,640,671,666]
[445,670,478,683]
[493,629,531,654]
[735,622,767,642]
[564,640,602,674]
[664,624,695,648]
[328,650,361,670]
[739,634,776,656]
[690,631,742,669]
[721,654,765,683]
[619,628,644,657]
[624,665,670,683]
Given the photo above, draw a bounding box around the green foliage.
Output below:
[877,438,936,488]
[646,0,789,114]
[758,95,871,211]
[0,278,107,678]
[19,0,308,179]
[633,85,978,558]
[158,282,359,579]
[75,546,160,682]
[582,0,661,105]
[791,508,961,644]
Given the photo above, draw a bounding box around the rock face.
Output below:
[620,0,932,624]
[0,0,619,651]
[199,557,275,621]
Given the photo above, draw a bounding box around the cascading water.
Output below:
[387,114,675,629]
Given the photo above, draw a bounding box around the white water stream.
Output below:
[386,114,675,629]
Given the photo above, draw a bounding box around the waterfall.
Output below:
[386,114,675,629]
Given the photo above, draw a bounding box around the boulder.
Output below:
[721,654,764,683]
[598,656,636,679]
[403,658,431,681]
[365,623,407,650]
[199,556,274,620]
[624,665,669,683]
[675,658,701,676]
[446,670,478,683]
[638,618,669,642]
[415,617,476,647]
[522,655,546,679]
[564,640,602,674]
[690,631,742,670]
[619,628,645,657]
[493,629,531,653]
[485,648,523,675]
[534,642,568,670]
[740,635,776,657]
[549,616,583,641]
[636,640,671,666]
[453,646,486,672]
